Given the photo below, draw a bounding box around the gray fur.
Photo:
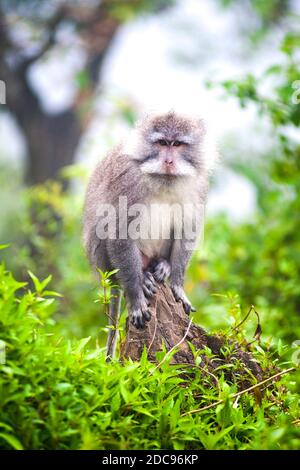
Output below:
[83,111,214,338]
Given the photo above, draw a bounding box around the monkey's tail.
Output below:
[106,287,122,361]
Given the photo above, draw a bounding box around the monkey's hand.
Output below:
[142,259,170,299]
[171,284,196,315]
[142,271,157,298]
[130,298,151,329]
[152,258,171,283]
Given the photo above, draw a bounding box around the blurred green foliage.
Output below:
[198,32,300,344]
[218,0,294,42]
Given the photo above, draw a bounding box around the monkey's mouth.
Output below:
[149,173,179,181]
[164,173,178,178]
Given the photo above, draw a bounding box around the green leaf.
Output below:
[54,383,73,393]
[39,274,52,292]
[73,337,91,355]
[27,270,42,292]
[0,433,24,450]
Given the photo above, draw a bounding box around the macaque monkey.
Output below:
[83,111,216,358]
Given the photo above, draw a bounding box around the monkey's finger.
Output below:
[131,317,143,329]
[143,273,157,298]
[153,261,171,282]
[182,301,195,315]
[143,309,151,322]
[153,269,165,283]
[183,303,191,315]
[143,282,157,298]
[144,270,154,280]
[144,271,156,286]
[136,320,144,329]
[172,291,181,302]
[183,304,196,315]
[131,312,139,327]
[143,288,156,299]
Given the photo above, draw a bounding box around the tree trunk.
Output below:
[0,52,82,185]
[0,3,119,186]
[121,283,264,387]
[23,107,81,185]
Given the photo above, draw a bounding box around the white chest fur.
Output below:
[135,179,201,258]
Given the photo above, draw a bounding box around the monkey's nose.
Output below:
[165,157,173,165]
[164,158,175,174]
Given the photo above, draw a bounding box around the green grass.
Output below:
[0,255,299,450]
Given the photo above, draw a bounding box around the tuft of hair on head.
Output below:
[122,110,219,173]
[142,110,204,144]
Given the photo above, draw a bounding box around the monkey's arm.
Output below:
[106,239,151,328]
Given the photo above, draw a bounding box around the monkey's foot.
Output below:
[142,271,157,298]
[130,300,151,329]
[152,258,171,283]
[171,284,196,315]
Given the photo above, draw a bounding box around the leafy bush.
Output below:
[0,253,299,450]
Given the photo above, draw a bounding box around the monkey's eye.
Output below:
[157,139,168,146]
[173,141,181,147]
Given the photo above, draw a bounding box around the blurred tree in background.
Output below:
[0,0,173,184]
[218,0,293,40]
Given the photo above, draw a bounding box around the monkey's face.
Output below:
[134,112,205,180]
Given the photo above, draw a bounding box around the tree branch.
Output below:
[77,3,121,88]
[21,5,67,71]
[0,7,39,117]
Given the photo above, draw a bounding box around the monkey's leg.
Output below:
[106,287,122,361]
[107,240,151,329]
[169,240,196,315]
